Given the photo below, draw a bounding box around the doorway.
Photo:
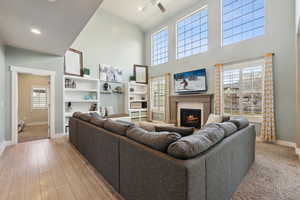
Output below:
[11,66,56,144]
[18,73,50,143]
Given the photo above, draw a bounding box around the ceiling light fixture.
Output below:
[48,0,57,2]
[30,28,42,35]
[137,6,144,12]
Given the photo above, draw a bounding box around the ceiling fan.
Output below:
[138,0,166,13]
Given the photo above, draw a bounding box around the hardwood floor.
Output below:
[18,125,49,143]
[0,137,121,200]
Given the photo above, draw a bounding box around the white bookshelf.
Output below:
[63,75,100,134]
[127,82,148,122]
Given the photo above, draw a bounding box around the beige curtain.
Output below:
[214,64,223,114]
[164,73,171,122]
[260,53,276,142]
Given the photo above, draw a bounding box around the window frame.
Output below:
[175,5,209,60]
[220,59,265,122]
[151,26,169,66]
[221,0,266,47]
[31,86,49,110]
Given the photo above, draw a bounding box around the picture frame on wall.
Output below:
[134,65,148,84]
[64,48,83,76]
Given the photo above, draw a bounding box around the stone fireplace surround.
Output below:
[170,94,213,127]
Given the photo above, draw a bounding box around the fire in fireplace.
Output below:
[180,108,202,129]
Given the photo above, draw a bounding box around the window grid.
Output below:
[32,88,48,109]
[222,0,265,46]
[151,28,168,66]
[222,62,263,116]
[176,7,208,59]
[150,76,166,121]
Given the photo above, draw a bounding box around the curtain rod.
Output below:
[216,53,275,67]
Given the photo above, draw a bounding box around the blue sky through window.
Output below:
[152,28,168,66]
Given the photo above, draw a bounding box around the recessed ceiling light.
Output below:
[30,28,42,35]
[48,0,57,2]
[138,6,145,12]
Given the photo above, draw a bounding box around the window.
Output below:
[222,60,264,116]
[151,28,168,66]
[176,7,208,59]
[32,88,48,109]
[150,75,170,121]
[222,0,265,46]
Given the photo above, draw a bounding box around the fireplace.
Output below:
[180,108,202,129]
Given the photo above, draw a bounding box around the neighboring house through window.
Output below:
[32,87,48,109]
[176,6,208,59]
[222,59,264,118]
[151,28,168,66]
[222,0,265,46]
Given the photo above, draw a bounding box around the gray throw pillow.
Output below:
[155,126,194,137]
[90,118,106,128]
[79,113,93,122]
[126,127,181,152]
[168,126,225,159]
[104,119,132,136]
[229,117,249,130]
[205,122,237,137]
[90,112,103,119]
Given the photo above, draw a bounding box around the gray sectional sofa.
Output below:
[69,114,256,200]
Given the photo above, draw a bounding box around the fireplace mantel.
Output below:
[169,94,213,126]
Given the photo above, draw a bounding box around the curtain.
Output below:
[164,73,171,122]
[214,64,223,114]
[260,53,276,142]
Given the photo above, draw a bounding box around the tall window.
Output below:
[176,6,208,59]
[151,28,168,66]
[32,88,48,109]
[222,0,265,46]
[150,75,170,122]
[222,60,264,116]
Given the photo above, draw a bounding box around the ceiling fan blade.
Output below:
[157,2,166,13]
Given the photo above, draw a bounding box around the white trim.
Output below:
[53,133,68,138]
[26,122,48,126]
[275,140,297,148]
[0,140,13,157]
[10,66,56,144]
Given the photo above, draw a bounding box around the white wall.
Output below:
[145,0,297,142]
[0,37,5,143]
[71,9,144,113]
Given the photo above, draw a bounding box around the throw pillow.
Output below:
[90,118,106,128]
[155,126,194,137]
[206,114,223,124]
[205,122,237,137]
[168,126,225,159]
[126,127,181,152]
[229,117,249,130]
[79,113,93,122]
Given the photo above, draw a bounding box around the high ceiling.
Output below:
[0,0,103,56]
[101,0,200,30]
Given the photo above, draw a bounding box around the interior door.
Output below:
[47,78,51,138]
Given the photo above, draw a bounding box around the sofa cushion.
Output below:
[126,127,181,152]
[229,117,249,130]
[138,121,156,132]
[90,112,103,119]
[205,122,237,137]
[104,119,132,136]
[72,112,82,118]
[79,113,93,122]
[167,127,225,159]
[155,126,194,137]
[90,118,106,128]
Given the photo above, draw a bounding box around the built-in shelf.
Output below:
[64,75,99,82]
[65,99,98,103]
[65,88,98,92]
[128,82,148,121]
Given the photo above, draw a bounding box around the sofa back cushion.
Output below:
[229,117,249,130]
[90,118,106,128]
[104,119,132,136]
[155,126,194,137]
[79,113,93,122]
[126,127,181,152]
[205,122,237,137]
[167,126,225,159]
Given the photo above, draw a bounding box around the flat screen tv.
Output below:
[174,68,207,94]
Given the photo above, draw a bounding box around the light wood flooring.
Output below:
[0,137,121,200]
[18,125,49,143]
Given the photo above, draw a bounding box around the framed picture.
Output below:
[64,48,83,76]
[134,65,148,84]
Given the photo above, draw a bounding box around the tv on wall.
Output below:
[174,68,207,94]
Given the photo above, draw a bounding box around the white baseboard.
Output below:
[52,133,68,138]
[0,140,13,157]
[27,122,48,126]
